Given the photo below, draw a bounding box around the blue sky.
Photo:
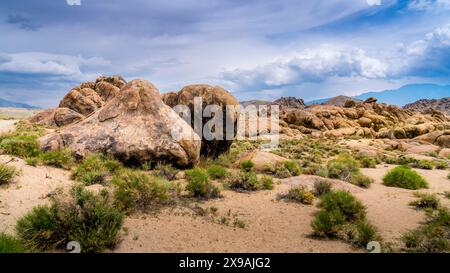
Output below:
[0,0,450,107]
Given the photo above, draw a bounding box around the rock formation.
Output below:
[39,80,201,167]
[404,98,450,115]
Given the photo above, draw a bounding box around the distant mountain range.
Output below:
[0,98,39,109]
[306,84,450,106]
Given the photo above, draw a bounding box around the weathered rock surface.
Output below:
[39,80,201,167]
[164,84,240,158]
[404,97,450,115]
[272,97,305,109]
[28,108,84,128]
[59,88,104,116]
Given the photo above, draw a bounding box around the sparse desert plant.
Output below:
[327,154,360,181]
[226,170,261,191]
[435,161,448,170]
[0,233,25,253]
[409,192,440,210]
[112,169,172,212]
[0,134,40,158]
[38,149,75,170]
[311,210,346,237]
[318,191,366,222]
[383,165,428,190]
[281,186,314,205]
[71,154,122,185]
[261,176,274,190]
[207,165,227,180]
[302,163,328,177]
[233,218,246,229]
[415,160,434,170]
[0,163,16,185]
[267,160,302,178]
[25,157,39,167]
[348,220,379,247]
[185,167,221,199]
[350,172,373,188]
[240,160,255,172]
[313,180,332,197]
[358,156,377,168]
[444,191,450,199]
[16,186,124,253]
[154,163,179,181]
[401,207,449,253]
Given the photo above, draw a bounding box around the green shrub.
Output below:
[266,161,302,178]
[281,186,314,205]
[327,154,360,181]
[154,163,178,181]
[311,210,345,237]
[444,191,450,199]
[0,233,25,253]
[359,156,377,168]
[185,168,221,199]
[318,191,366,222]
[226,171,261,191]
[349,220,379,247]
[207,165,227,180]
[401,208,449,253]
[313,180,332,197]
[240,160,255,172]
[71,154,122,185]
[409,193,440,210]
[416,160,434,170]
[16,186,124,253]
[39,149,75,170]
[112,170,172,212]
[0,163,16,185]
[350,172,373,188]
[302,163,328,177]
[261,176,274,190]
[0,134,40,158]
[383,166,428,190]
[435,161,448,170]
[25,157,39,167]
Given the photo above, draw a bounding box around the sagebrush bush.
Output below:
[409,192,440,210]
[401,208,449,253]
[313,180,332,197]
[350,172,373,188]
[154,163,178,181]
[416,160,434,170]
[311,210,345,237]
[358,156,377,168]
[112,170,173,212]
[327,154,360,181]
[185,168,221,199]
[261,176,274,190]
[0,233,25,253]
[281,186,314,205]
[0,134,40,158]
[16,186,124,253]
[0,163,16,185]
[226,170,261,191]
[240,160,255,172]
[38,149,75,170]
[318,191,366,222]
[265,161,302,178]
[383,165,428,190]
[207,165,227,180]
[435,161,448,170]
[71,154,122,185]
[351,220,379,247]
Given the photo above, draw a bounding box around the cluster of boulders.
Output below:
[278,97,450,146]
[30,76,239,167]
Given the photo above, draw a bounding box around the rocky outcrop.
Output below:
[272,97,305,109]
[28,108,84,128]
[59,88,104,116]
[164,84,240,158]
[404,98,450,115]
[39,80,201,167]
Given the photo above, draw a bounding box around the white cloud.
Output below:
[408,0,450,11]
[0,52,110,79]
[221,45,387,91]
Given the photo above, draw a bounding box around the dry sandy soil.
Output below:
[1,149,448,252]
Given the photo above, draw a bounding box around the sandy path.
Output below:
[0,120,17,134]
[0,155,74,234]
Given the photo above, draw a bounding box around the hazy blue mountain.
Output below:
[0,98,39,109]
[306,84,450,106]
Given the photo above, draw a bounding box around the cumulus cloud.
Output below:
[221,45,387,91]
[0,52,110,79]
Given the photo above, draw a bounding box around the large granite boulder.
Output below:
[40,80,201,167]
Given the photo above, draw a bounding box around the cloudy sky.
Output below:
[0,0,450,107]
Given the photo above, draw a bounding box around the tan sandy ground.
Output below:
[0,153,449,253]
[0,120,17,134]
